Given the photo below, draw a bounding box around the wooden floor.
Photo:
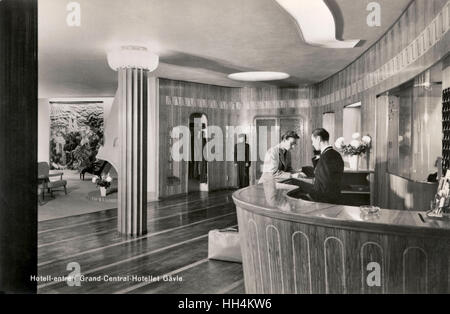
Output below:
[37,189,245,294]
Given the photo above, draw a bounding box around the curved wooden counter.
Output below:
[232,181,450,294]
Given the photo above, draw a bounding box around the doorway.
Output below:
[188,113,209,192]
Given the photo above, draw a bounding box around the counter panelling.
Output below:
[233,184,450,294]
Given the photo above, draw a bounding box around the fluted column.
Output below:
[117,68,148,236]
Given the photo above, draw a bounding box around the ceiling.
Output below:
[38,0,412,98]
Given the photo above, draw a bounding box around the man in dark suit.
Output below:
[234,134,251,188]
[311,149,321,168]
[308,128,344,203]
[289,128,344,203]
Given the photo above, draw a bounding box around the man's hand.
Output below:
[291,172,307,179]
[298,172,308,178]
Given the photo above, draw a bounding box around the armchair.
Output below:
[80,160,109,180]
[38,162,67,200]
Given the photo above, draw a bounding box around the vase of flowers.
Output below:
[92,174,113,197]
[348,154,359,170]
[334,133,372,170]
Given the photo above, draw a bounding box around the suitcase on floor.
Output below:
[207,227,242,263]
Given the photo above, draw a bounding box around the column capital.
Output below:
[107,46,159,72]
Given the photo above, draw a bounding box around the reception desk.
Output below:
[232,181,450,294]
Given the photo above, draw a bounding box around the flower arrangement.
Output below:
[92,174,113,188]
[334,133,372,156]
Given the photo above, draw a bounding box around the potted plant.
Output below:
[92,174,113,197]
[334,133,372,170]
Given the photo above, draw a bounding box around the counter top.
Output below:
[342,169,374,173]
[232,181,450,238]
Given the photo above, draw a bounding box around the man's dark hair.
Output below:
[312,128,330,142]
[281,130,300,141]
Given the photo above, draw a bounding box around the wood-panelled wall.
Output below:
[158,79,241,197]
[158,82,314,197]
[0,0,38,293]
[444,54,450,88]
[238,87,313,184]
[311,0,450,207]
[388,173,438,211]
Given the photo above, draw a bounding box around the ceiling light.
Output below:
[228,71,290,82]
[275,0,360,48]
[107,46,159,71]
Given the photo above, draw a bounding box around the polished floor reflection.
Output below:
[37,190,244,294]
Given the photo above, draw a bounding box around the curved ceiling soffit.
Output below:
[274,0,360,48]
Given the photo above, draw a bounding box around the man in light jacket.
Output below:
[258,130,305,183]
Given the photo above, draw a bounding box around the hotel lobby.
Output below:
[1,0,449,294]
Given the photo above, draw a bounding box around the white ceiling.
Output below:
[38,0,412,98]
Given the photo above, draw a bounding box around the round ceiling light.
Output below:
[228,71,290,82]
